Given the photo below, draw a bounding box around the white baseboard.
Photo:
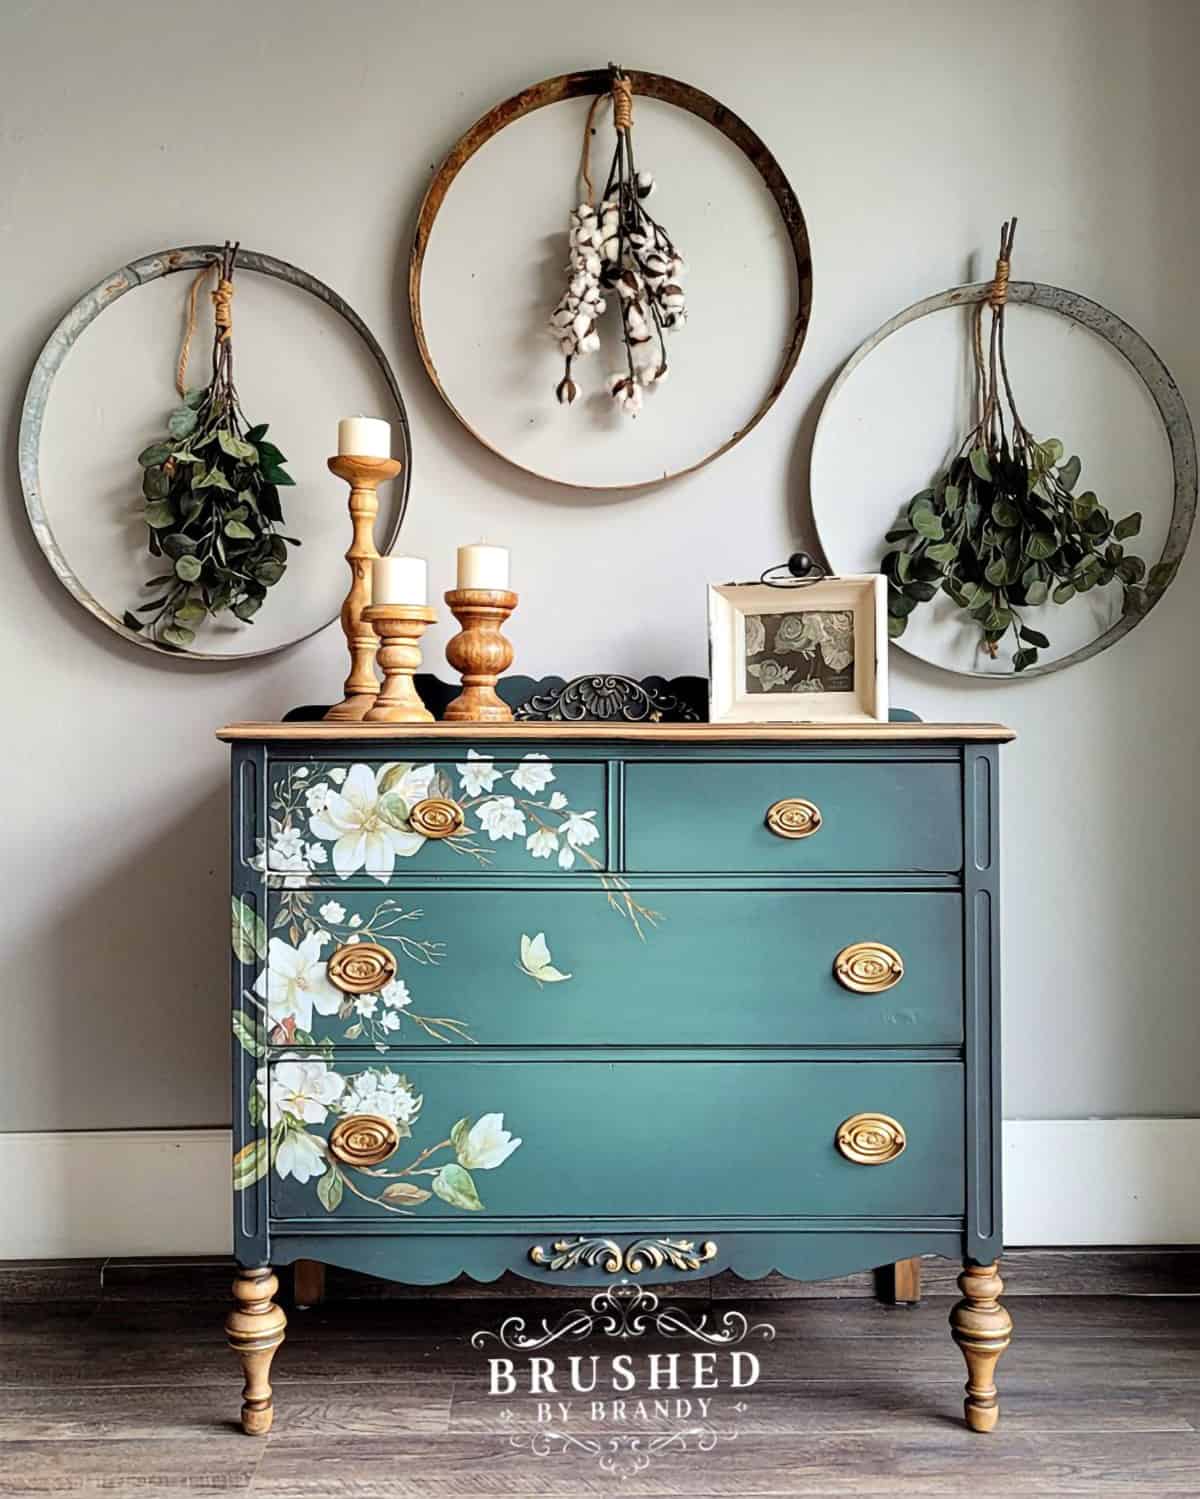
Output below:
[0,1119,1196,1259]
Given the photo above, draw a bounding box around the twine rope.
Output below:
[176,263,214,396]
[579,70,634,202]
[212,277,234,340]
[988,217,1017,308]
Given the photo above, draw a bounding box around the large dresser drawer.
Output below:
[265,754,608,878]
[263,1058,965,1221]
[624,760,962,873]
[256,889,963,1048]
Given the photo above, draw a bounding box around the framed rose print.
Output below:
[707,575,888,723]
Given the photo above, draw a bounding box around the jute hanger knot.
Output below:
[611,72,633,131]
[988,218,1017,308]
[212,277,234,340]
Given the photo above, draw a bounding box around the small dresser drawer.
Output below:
[263,1058,965,1222]
[256,889,962,1048]
[265,753,608,878]
[624,760,962,873]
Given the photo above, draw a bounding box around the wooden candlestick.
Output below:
[324,454,403,722]
[443,588,518,722]
[362,605,437,723]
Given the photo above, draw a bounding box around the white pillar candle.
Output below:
[456,542,510,590]
[372,555,427,606]
[337,416,391,458]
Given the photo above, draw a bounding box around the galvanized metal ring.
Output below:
[19,245,413,660]
[811,280,1196,678]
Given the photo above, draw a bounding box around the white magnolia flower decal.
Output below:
[380,1009,402,1033]
[348,914,362,929]
[548,791,568,811]
[273,826,305,861]
[294,768,309,780]
[477,796,527,841]
[255,934,342,1032]
[319,900,346,924]
[329,768,347,785]
[354,994,378,1017]
[380,978,412,1011]
[454,1112,523,1170]
[308,762,432,880]
[511,754,555,794]
[561,810,600,849]
[457,750,502,797]
[341,1069,423,1125]
[526,827,558,859]
[268,1057,345,1126]
[306,843,327,866]
[275,1129,327,1183]
[305,783,330,815]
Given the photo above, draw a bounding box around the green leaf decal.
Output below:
[968,447,992,480]
[232,1008,265,1058]
[433,1163,483,1212]
[317,1166,344,1213]
[231,895,267,962]
[232,1138,268,1191]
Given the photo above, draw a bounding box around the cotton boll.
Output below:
[660,286,686,310]
[571,312,593,339]
[669,254,687,279]
[583,252,602,278]
[556,374,579,405]
[576,203,597,222]
[578,330,601,354]
[636,170,656,199]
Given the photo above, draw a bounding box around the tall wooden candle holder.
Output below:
[362,605,437,723]
[324,454,403,721]
[443,588,518,722]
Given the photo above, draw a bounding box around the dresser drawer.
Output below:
[255,888,962,1049]
[623,760,961,873]
[265,754,608,878]
[262,1058,964,1221]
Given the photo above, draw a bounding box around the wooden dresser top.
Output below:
[217,721,1014,744]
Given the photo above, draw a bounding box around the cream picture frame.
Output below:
[707,575,888,723]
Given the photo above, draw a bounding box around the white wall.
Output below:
[1,0,1197,1205]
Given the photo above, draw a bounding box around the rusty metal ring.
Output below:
[410,69,812,492]
[20,246,412,661]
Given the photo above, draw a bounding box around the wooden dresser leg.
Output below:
[877,1257,922,1304]
[226,1266,287,1435]
[293,1259,325,1309]
[949,1260,1012,1432]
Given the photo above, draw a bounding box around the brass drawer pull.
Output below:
[329,1114,400,1167]
[327,941,396,994]
[834,941,904,993]
[836,1112,906,1165]
[410,796,465,839]
[765,797,822,839]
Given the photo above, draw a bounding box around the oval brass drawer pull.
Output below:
[834,940,904,993]
[836,1112,906,1165]
[329,1114,400,1167]
[328,942,397,994]
[410,796,465,839]
[765,797,822,839]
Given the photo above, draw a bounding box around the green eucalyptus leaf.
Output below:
[1024,580,1050,605]
[992,499,1020,528]
[926,541,958,563]
[167,407,199,439]
[138,441,174,467]
[232,595,264,622]
[218,430,259,462]
[196,465,234,492]
[161,623,195,648]
[1057,455,1081,491]
[174,555,202,582]
[911,509,944,540]
[1026,532,1057,560]
[183,385,209,410]
[143,501,176,529]
[122,610,145,631]
[943,483,961,511]
[1019,626,1050,649]
[1053,580,1076,604]
[224,520,255,541]
[887,614,908,638]
[969,447,992,480]
[175,599,207,623]
[984,558,1007,586]
[1012,647,1038,672]
[1114,512,1142,540]
[142,466,171,500]
[887,591,916,618]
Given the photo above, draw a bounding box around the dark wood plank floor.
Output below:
[1,1290,1197,1496]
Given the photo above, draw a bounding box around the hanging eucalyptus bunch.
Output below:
[124,242,298,650]
[548,65,687,415]
[882,221,1172,672]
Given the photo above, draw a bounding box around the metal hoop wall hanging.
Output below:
[811,280,1196,679]
[19,245,413,661]
[410,68,813,491]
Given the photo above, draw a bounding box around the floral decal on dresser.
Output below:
[232,1050,522,1216]
[261,752,659,935]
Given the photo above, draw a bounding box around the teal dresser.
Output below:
[219,718,1014,1433]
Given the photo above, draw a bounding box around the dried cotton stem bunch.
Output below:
[548,65,688,415]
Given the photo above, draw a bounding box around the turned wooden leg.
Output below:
[949,1259,1012,1432]
[293,1259,325,1309]
[226,1266,287,1435]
